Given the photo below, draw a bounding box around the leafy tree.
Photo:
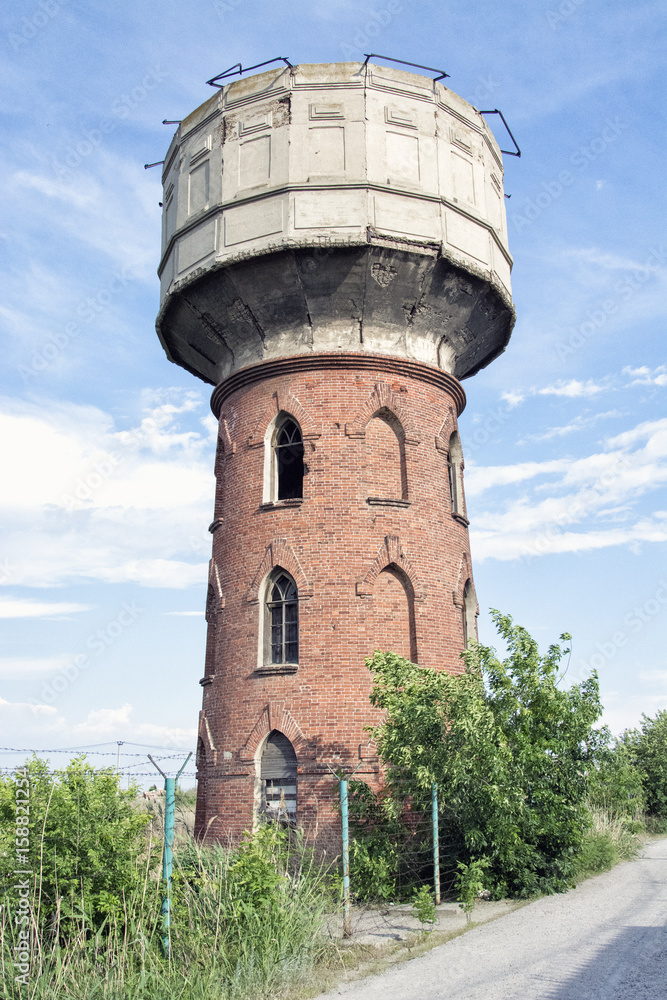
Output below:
[366,611,606,897]
[622,710,667,817]
[0,756,151,934]
[587,738,645,815]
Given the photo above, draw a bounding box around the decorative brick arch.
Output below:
[247,388,320,448]
[435,408,458,454]
[206,558,224,622]
[246,538,313,603]
[197,709,217,763]
[345,382,420,445]
[239,701,315,761]
[356,534,425,601]
[452,552,479,615]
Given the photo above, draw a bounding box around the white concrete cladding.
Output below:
[156,62,515,385]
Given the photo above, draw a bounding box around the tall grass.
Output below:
[1,825,337,1000]
[574,802,643,878]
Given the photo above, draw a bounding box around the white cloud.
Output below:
[624,365,667,388]
[567,247,664,273]
[0,700,196,762]
[0,656,75,678]
[500,391,525,409]
[468,417,667,562]
[521,411,620,443]
[538,379,608,398]
[11,151,160,283]
[0,599,89,618]
[163,611,205,616]
[0,393,214,588]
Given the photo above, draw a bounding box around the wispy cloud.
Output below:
[521,410,620,443]
[468,417,667,561]
[0,599,89,619]
[623,365,667,388]
[0,392,214,588]
[538,379,609,398]
[0,657,76,678]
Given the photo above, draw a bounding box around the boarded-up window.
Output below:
[448,432,463,514]
[462,579,476,646]
[366,411,407,500]
[372,566,416,662]
[261,730,297,823]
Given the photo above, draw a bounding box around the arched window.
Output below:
[260,730,297,824]
[266,571,299,665]
[448,431,463,515]
[366,410,407,500]
[372,565,417,663]
[462,579,476,646]
[274,417,304,500]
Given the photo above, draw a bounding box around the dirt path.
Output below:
[316,838,667,1000]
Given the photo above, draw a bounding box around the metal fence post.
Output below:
[340,777,351,938]
[148,752,192,957]
[432,782,441,906]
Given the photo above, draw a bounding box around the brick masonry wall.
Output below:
[195,354,477,847]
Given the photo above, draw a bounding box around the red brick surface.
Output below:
[195,353,477,848]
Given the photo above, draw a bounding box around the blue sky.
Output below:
[1,0,665,780]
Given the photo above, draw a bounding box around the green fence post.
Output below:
[341,777,351,938]
[432,782,441,906]
[148,752,192,957]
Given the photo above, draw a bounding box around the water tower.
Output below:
[155,60,515,842]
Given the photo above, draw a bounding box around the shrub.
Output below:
[367,611,607,898]
[0,756,152,935]
[623,710,667,818]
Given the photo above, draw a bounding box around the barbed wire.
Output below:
[0,744,195,755]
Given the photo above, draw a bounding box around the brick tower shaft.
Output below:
[155,61,515,842]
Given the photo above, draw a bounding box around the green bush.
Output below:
[1,792,333,1000]
[0,756,152,935]
[575,830,618,875]
[587,740,646,815]
[367,612,607,898]
[623,710,667,818]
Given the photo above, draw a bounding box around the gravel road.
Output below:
[316,838,667,1000]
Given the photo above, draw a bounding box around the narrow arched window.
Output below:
[448,431,463,515]
[462,579,476,646]
[267,572,299,664]
[260,730,297,824]
[275,418,304,500]
[366,410,407,500]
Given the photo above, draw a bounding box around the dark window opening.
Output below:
[261,730,297,824]
[275,419,304,500]
[268,572,298,664]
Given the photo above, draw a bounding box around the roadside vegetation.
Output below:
[1,613,666,998]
